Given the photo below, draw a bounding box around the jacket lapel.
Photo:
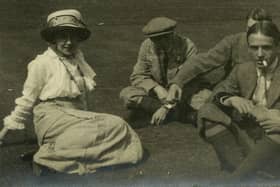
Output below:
[150,45,162,84]
[267,64,280,107]
[240,62,257,99]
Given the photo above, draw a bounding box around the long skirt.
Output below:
[32,100,143,175]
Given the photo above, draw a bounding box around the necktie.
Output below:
[159,50,168,86]
[253,70,267,106]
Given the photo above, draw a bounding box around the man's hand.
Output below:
[166,84,182,103]
[259,119,280,134]
[224,96,254,114]
[249,105,270,121]
[153,85,168,102]
[255,109,280,134]
[150,106,169,126]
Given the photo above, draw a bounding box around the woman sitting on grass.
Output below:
[0,9,143,175]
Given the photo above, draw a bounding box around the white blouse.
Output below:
[4,47,96,130]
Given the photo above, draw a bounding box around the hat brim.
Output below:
[145,30,174,38]
[41,26,91,43]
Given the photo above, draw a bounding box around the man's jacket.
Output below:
[130,33,197,92]
[170,32,254,88]
[199,62,280,142]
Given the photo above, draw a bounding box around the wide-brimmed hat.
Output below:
[41,9,91,43]
[142,17,177,37]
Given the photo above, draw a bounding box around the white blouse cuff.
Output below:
[84,77,96,91]
[3,115,25,130]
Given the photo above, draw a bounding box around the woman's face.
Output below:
[53,31,81,57]
[248,32,278,69]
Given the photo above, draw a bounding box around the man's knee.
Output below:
[190,89,212,110]
[120,86,147,108]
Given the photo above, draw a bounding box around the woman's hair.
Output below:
[247,21,280,44]
[246,8,272,21]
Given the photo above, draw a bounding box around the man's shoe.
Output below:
[184,110,198,126]
[32,162,44,176]
[123,109,150,128]
[20,149,37,162]
[32,162,55,176]
[176,109,197,126]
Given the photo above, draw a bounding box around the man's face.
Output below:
[248,33,278,69]
[150,33,172,50]
[53,31,80,57]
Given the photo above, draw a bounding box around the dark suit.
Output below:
[198,61,280,179]
[213,62,280,110]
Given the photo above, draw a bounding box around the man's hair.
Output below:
[246,8,272,21]
[247,20,280,44]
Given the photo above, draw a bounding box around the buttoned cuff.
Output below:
[214,92,235,107]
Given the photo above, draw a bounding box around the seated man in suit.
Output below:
[197,21,280,181]
[166,8,272,109]
[120,17,200,126]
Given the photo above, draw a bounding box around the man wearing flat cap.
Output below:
[120,17,199,125]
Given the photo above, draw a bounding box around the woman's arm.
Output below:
[0,59,46,142]
[0,126,8,145]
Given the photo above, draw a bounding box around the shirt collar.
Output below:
[46,47,59,59]
[45,47,96,79]
[46,47,81,60]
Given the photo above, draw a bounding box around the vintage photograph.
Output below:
[0,0,280,186]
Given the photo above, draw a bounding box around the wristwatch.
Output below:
[163,103,176,110]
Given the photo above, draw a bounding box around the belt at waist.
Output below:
[39,96,81,103]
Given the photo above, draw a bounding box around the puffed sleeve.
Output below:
[4,59,46,130]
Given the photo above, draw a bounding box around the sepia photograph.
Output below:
[0,0,280,186]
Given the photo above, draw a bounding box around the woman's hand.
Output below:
[0,127,9,146]
[223,96,254,114]
[150,106,169,126]
[166,84,182,103]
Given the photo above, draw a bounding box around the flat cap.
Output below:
[142,17,177,37]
